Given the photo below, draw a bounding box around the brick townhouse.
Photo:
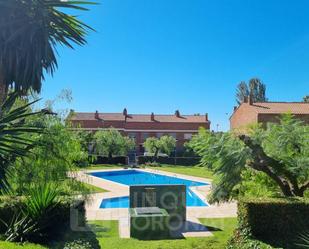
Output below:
[68,109,210,155]
[230,96,309,131]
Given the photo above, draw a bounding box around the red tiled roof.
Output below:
[245,102,309,114]
[70,112,210,123]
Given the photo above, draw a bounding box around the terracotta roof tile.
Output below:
[247,102,309,114]
[70,112,209,123]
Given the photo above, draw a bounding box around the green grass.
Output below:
[76,164,213,180]
[0,242,47,249]
[77,164,123,171]
[148,164,213,179]
[77,164,122,171]
[92,218,236,249]
[0,218,236,249]
[81,182,108,193]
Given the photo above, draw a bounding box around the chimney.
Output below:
[175,110,180,117]
[248,95,253,105]
[94,110,99,120]
[123,108,128,116]
[205,113,208,121]
[151,112,155,121]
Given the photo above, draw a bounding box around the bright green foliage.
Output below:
[159,135,177,155]
[0,0,95,94]
[75,130,95,154]
[143,135,176,158]
[94,129,135,158]
[143,137,159,155]
[6,114,88,195]
[238,169,279,198]
[187,129,250,202]
[0,92,44,187]
[188,115,309,203]
[2,184,61,242]
[228,198,309,249]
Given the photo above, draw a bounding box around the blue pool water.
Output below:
[90,170,209,208]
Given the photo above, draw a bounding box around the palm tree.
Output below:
[0,92,44,187]
[0,0,95,104]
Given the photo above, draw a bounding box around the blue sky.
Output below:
[41,0,309,131]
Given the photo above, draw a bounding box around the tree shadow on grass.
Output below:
[49,224,101,249]
[205,226,222,232]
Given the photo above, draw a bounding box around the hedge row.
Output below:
[228,198,309,248]
[137,156,201,166]
[0,196,86,240]
[91,156,128,165]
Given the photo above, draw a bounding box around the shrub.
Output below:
[228,198,309,249]
[63,239,94,249]
[6,117,88,195]
[137,156,201,166]
[93,156,128,165]
[0,194,85,243]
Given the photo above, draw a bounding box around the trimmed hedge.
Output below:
[92,156,128,165]
[228,198,309,249]
[137,156,201,166]
[0,196,86,240]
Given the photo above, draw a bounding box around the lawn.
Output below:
[0,218,236,249]
[82,164,213,179]
[93,218,236,249]
[0,242,46,249]
[148,164,213,179]
[81,182,108,193]
[79,164,123,171]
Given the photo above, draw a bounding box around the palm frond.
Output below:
[0,0,96,93]
[295,231,309,248]
[0,92,45,186]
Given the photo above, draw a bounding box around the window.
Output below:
[168,133,177,139]
[127,132,136,141]
[184,133,192,140]
[156,132,164,138]
[142,133,149,141]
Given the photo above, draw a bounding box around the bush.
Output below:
[0,196,86,243]
[63,239,94,249]
[228,198,309,249]
[93,156,128,165]
[137,156,200,166]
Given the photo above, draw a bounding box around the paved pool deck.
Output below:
[73,168,237,238]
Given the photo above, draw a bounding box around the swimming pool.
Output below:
[89,170,209,208]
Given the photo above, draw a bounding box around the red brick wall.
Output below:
[70,120,209,131]
[231,106,309,132]
[230,104,258,130]
[70,119,208,155]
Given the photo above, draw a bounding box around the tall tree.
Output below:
[236,78,267,105]
[236,81,249,105]
[94,129,135,159]
[144,135,176,160]
[303,95,309,102]
[188,115,309,203]
[0,0,95,104]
